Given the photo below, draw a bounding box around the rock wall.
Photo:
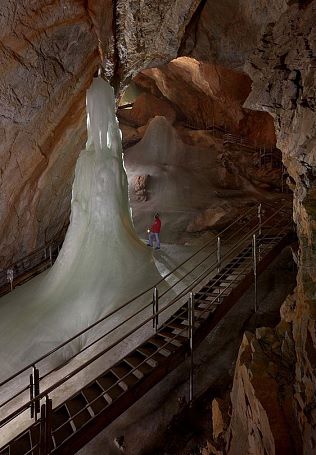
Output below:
[216,2,316,453]
[181,0,288,69]
[132,57,276,145]
[225,322,298,454]
[0,0,112,266]
[115,0,200,85]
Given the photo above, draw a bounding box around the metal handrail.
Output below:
[0,209,258,420]
[0,203,289,426]
[0,229,66,290]
[0,204,291,430]
[0,205,257,392]
[32,206,258,387]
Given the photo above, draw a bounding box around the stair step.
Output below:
[137,342,171,362]
[8,432,32,455]
[52,405,73,447]
[196,297,223,307]
[111,362,140,389]
[125,352,156,374]
[30,424,40,453]
[165,320,188,333]
[97,372,125,402]
[82,383,108,415]
[148,336,178,353]
[156,327,187,344]
[173,308,189,321]
[66,393,91,430]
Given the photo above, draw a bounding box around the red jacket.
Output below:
[151,218,161,233]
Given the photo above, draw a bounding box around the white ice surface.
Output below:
[124,116,222,241]
[0,78,162,384]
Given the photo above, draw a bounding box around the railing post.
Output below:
[153,287,159,332]
[30,365,40,420]
[40,395,52,455]
[258,203,262,236]
[252,234,257,313]
[217,236,221,273]
[188,292,194,406]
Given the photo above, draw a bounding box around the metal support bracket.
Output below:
[30,365,40,420]
[217,236,221,273]
[252,234,257,313]
[153,287,159,332]
[188,292,194,406]
[40,395,52,455]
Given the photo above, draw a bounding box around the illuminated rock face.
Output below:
[242,3,316,452]
[0,0,113,266]
[133,57,276,145]
[204,3,316,454]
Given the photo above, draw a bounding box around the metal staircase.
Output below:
[0,203,295,455]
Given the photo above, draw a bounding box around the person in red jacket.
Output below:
[147,213,161,249]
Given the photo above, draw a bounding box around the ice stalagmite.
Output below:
[0,78,159,382]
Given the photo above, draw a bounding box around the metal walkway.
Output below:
[0,204,294,455]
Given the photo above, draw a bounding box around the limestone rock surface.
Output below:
[181,0,288,69]
[225,323,298,455]
[244,2,316,452]
[118,92,176,127]
[0,0,112,266]
[115,0,200,82]
[135,57,276,146]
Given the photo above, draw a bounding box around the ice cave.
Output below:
[0,2,315,455]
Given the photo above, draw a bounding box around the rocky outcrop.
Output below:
[200,293,300,455]
[132,174,150,202]
[243,2,316,452]
[0,0,111,266]
[115,0,200,83]
[225,324,298,455]
[217,145,284,191]
[118,92,176,127]
[181,0,288,69]
[134,58,276,146]
[187,205,239,232]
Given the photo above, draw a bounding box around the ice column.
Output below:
[0,78,157,380]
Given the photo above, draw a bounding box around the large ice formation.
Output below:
[0,78,159,382]
[124,116,220,241]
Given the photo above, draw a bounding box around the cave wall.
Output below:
[181,0,289,69]
[0,0,292,265]
[0,0,199,267]
[132,57,276,145]
[0,0,113,266]
[1,0,316,452]
[218,2,316,453]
